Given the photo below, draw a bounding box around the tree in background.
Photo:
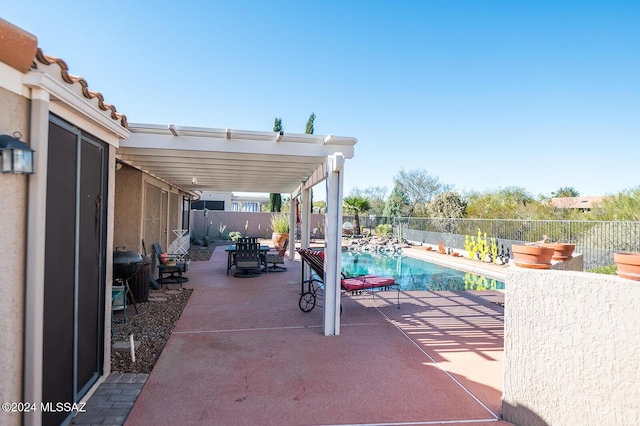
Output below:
[552,187,580,198]
[349,186,388,216]
[269,117,284,212]
[393,168,451,217]
[428,191,467,218]
[305,112,315,135]
[343,195,370,235]
[589,186,640,221]
[269,193,282,212]
[273,117,283,133]
[466,186,538,219]
[313,200,326,214]
[383,185,408,217]
[305,112,315,210]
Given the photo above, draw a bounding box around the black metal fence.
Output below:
[342,215,640,270]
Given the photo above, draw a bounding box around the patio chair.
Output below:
[266,238,288,272]
[234,241,263,278]
[152,242,190,288]
[296,248,400,313]
[310,228,319,243]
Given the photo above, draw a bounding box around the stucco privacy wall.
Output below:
[190,210,325,240]
[503,269,640,425]
[0,85,28,425]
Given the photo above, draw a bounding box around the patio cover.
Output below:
[117,123,357,335]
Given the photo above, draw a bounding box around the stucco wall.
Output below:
[504,269,640,425]
[0,86,28,424]
[114,164,143,252]
[191,210,325,240]
[114,163,188,254]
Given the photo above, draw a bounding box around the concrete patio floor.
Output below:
[124,244,510,425]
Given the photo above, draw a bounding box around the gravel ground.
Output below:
[110,241,226,374]
[111,288,193,373]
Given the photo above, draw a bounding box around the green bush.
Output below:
[587,264,617,275]
[376,224,393,238]
[228,231,242,241]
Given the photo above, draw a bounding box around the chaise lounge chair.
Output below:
[296,248,400,313]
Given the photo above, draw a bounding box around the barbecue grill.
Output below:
[113,247,143,281]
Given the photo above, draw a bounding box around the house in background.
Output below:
[191,190,270,212]
[549,196,603,212]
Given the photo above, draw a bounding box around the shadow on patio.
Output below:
[124,245,510,425]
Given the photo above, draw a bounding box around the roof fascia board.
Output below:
[122,133,354,158]
[292,161,328,199]
[128,123,357,148]
[23,71,130,141]
[0,61,28,96]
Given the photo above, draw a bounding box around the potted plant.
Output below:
[512,242,555,269]
[542,242,576,261]
[613,252,640,281]
[270,213,290,248]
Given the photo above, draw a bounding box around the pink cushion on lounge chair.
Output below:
[341,275,396,291]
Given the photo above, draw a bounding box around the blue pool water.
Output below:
[341,250,505,292]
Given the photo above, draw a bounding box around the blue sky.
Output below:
[4,1,639,199]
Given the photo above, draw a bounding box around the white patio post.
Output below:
[323,153,345,336]
[24,87,49,426]
[288,196,296,254]
[300,187,311,249]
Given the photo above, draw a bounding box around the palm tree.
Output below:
[343,195,370,235]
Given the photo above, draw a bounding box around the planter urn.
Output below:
[512,244,555,269]
[272,232,288,249]
[614,252,640,281]
[543,243,576,261]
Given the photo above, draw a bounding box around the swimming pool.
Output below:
[341,250,505,292]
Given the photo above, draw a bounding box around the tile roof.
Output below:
[33,49,128,128]
[549,196,603,209]
[0,18,37,72]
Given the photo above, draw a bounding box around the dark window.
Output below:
[191,200,224,210]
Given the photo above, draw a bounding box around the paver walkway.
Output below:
[71,373,147,425]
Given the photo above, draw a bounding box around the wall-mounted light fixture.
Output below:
[0,132,35,174]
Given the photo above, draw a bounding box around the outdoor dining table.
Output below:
[225,244,270,275]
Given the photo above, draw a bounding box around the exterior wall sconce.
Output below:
[0,132,35,174]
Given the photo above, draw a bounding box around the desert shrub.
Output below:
[228,231,242,241]
[587,264,617,275]
[376,224,393,237]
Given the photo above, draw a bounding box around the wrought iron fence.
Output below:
[387,217,640,271]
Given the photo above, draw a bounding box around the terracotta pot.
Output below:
[272,232,288,249]
[512,244,555,269]
[614,252,640,281]
[543,243,576,261]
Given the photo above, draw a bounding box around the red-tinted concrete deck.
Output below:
[125,244,509,425]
